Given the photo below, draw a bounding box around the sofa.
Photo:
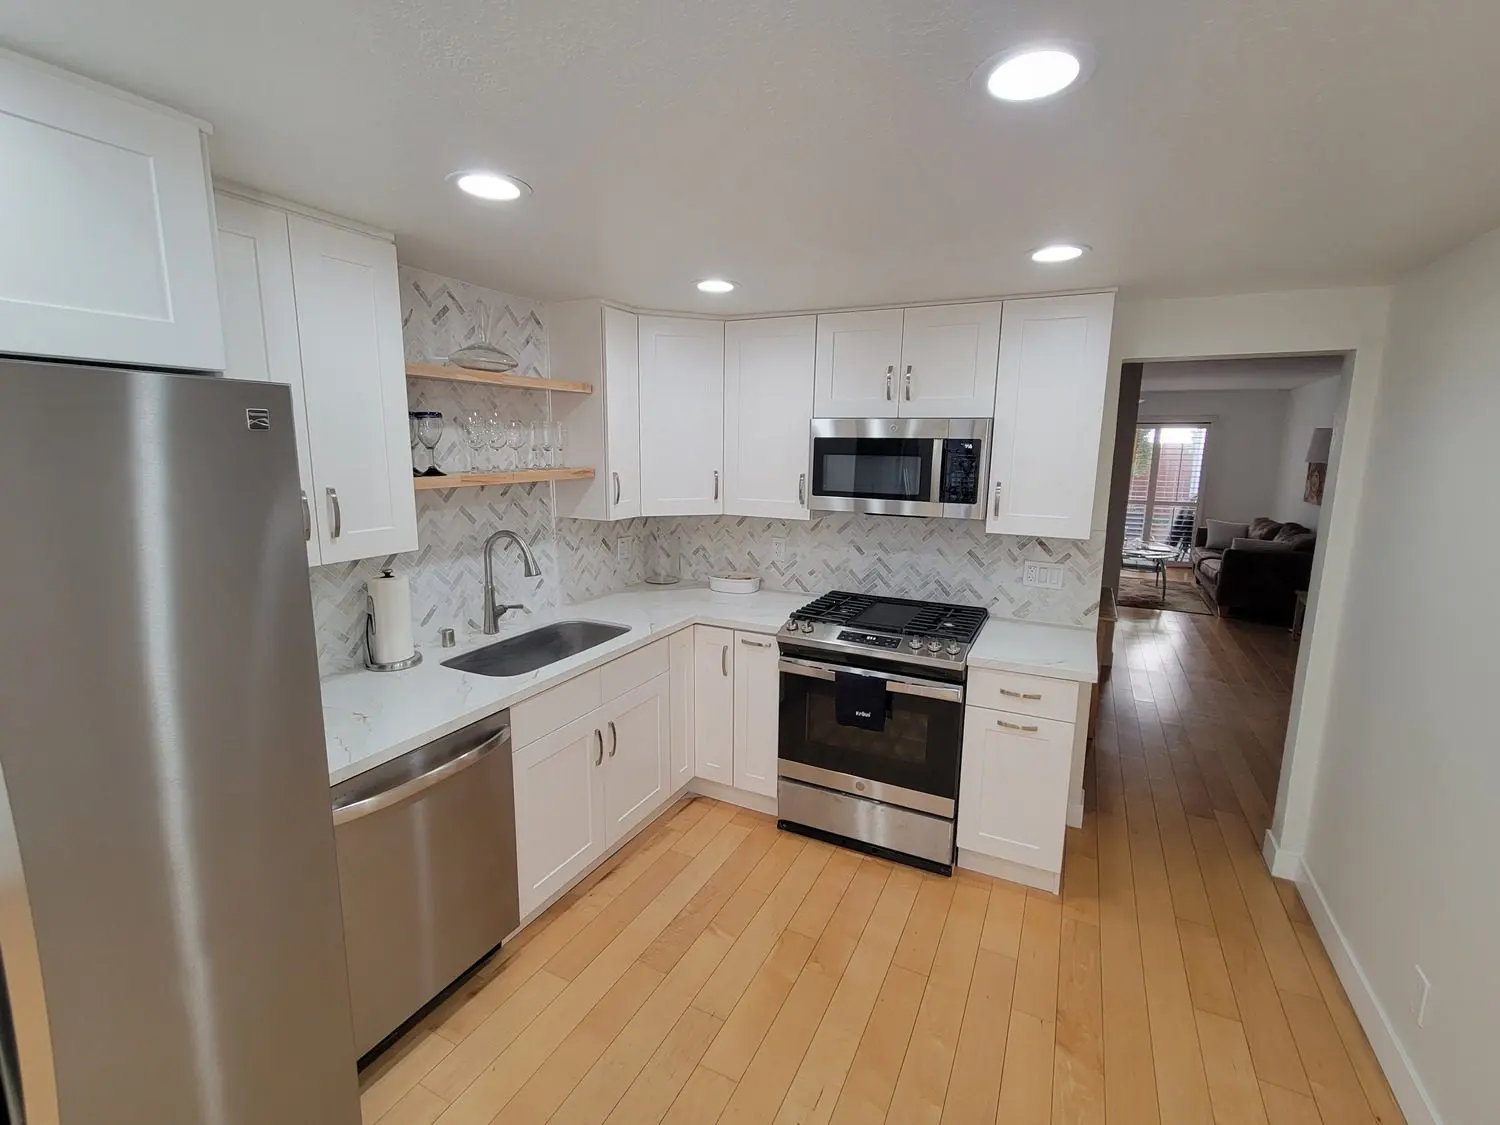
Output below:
[1190,517,1315,622]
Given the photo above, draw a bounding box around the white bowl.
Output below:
[708,573,761,594]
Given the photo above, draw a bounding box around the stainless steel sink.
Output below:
[441,620,631,677]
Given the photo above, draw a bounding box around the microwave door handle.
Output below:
[928,440,945,505]
[777,656,965,704]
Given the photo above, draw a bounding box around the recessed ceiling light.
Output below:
[696,278,735,294]
[451,171,528,201]
[1031,243,1088,263]
[986,47,1084,102]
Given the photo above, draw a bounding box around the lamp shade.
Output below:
[1305,426,1334,463]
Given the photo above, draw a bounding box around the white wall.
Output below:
[1302,228,1500,1125]
[1271,376,1344,529]
[1138,388,1289,525]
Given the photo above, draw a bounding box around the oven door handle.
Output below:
[777,656,965,704]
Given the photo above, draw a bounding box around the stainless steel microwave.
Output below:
[807,418,991,519]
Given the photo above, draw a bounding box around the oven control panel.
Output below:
[836,630,901,650]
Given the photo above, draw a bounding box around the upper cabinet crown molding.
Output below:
[0,49,223,370]
[986,292,1116,540]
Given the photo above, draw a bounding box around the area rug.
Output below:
[1115,569,1214,615]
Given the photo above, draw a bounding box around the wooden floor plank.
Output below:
[1051,916,1105,1125]
[826,965,926,1125]
[600,1007,724,1125]
[1197,1006,1271,1125]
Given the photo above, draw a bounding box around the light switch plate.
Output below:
[771,537,788,562]
[615,536,634,564]
[1023,561,1065,590]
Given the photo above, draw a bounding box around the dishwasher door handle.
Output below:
[333,726,510,826]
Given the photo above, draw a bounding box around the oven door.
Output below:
[808,418,943,517]
[777,654,964,818]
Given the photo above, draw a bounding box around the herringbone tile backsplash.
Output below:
[309,266,1102,676]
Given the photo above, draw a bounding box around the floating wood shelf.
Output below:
[413,468,595,492]
[406,362,593,394]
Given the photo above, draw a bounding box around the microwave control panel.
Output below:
[938,439,983,505]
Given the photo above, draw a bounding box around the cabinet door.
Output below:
[638,316,724,515]
[604,674,671,845]
[724,317,816,520]
[513,715,607,918]
[288,215,418,563]
[956,708,1074,873]
[898,303,1002,417]
[214,194,322,565]
[987,293,1115,540]
[692,627,736,785]
[603,306,643,519]
[813,309,903,418]
[0,52,223,370]
[668,629,696,792]
[732,633,780,798]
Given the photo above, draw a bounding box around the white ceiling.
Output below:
[1141,355,1345,392]
[8,1,1500,313]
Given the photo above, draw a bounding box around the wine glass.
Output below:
[550,422,566,468]
[537,420,555,469]
[507,419,526,470]
[408,414,421,476]
[414,412,445,476]
[463,409,488,471]
[486,410,507,471]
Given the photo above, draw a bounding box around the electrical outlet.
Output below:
[615,536,634,564]
[771,537,788,562]
[1023,561,1065,589]
[1412,965,1432,1028]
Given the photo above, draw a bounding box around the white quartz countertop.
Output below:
[322,585,808,785]
[321,584,1099,785]
[967,617,1099,683]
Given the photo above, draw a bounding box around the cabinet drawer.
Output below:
[512,669,603,747]
[967,668,1079,722]
[600,638,669,702]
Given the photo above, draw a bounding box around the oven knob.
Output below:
[925,638,942,653]
[908,637,923,650]
[946,641,962,656]
[800,620,815,634]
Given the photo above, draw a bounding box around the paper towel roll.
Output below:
[366,571,416,666]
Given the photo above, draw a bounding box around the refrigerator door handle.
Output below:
[326,487,342,540]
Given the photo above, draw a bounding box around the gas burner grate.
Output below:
[794,591,988,644]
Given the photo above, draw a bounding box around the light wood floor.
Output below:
[358,608,1405,1125]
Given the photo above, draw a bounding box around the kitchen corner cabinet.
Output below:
[692,627,736,785]
[986,293,1115,540]
[215,193,417,565]
[639,317,725,515]
[813,303,1001,419]
[551,301,643,521]
[0,49,223,371]
[731,633,780,797]
[514,673,669,918]
[723,316,816,520]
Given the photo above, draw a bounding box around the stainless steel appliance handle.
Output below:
[740,637,773,648]
[327,486,342,539]
[613,471,621,504]
[332,726,509,826]
[607,720,617,758]
[713,470,720,502]
[996,718,1040,733]
[301,490,311,542]
[798,473,806,506]
[721,644,729,676]
[992,482,1002,518]
[777,656,964,704]
[594,729,604,765]
[904,365,912,401]
[885,366,894,400]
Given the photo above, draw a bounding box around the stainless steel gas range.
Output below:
[775,592,988,874]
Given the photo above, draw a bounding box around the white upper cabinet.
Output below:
[987,293,1116,540]
[0,50,224,370]
[897,303,1002,417]
[638,316,724,516]
[813,309,904,418]
[214,194,322,564]
[551,301,642,521]
[287,214,417,564]
[724,316,816,520]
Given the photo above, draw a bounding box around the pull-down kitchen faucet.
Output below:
[482,529,542,633]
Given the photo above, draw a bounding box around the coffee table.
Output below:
[1121,544,1179,604]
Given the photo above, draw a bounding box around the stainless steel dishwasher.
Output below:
[331,709,519,1058]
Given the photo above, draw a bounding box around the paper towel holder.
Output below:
[364,570,423,672]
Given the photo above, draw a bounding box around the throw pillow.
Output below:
[1204,520,1248,549]
[1248,517,1284,540]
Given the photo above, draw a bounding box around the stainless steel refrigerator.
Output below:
[0,359,360,1124]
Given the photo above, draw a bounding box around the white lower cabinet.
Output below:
[692,626,736,785]
[514,670,669,919]
[957,706,1075,874]
[732,633,780,797]
[668,629,696,792]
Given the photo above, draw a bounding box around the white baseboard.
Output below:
[1261,827,1303,880]
[1067,798,1085,830]
[686,777,778,817]
[956,848,1060,894]
[1298,862,1444,1125]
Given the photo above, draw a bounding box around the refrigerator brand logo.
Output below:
[245,408,271,431]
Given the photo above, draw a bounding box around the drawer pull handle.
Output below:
[301,490,311,542]
[327,486,342,539]
[798,472,806,506]
[613,471,622,504]
[594,728,604,766]
[997,719,1040,733]
[607,720,617,757]
[904,365,912,401]
[999,688,1043,701]
[885,366,894,401]
[740,637,773,648]
[992,482,1002,518]
[721,644,729,676]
